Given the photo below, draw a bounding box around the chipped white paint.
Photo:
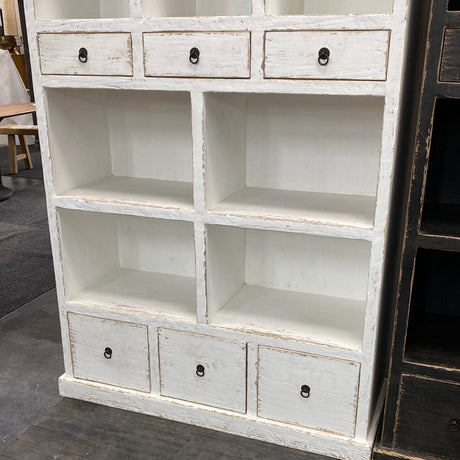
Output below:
[206,226,370,350]
[59,375,372,460]
[159,329,247,412]
[144,32,251,78]
[257,346,360,437]
[68,312,151,392]
[24,0,412,457]
[38,33,133,76]
[265,31,390,81]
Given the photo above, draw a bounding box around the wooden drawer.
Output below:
[68,313,150,392]
[264,31,390,81]
[38,33,133,76]
[158,329,247,412]
[144,32,251,78]
[395,375,460,458]
[440,29,460,82]
[257,346,360,436]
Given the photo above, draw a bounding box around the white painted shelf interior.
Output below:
[265,0,394,15]
[58,209,197,320]
[206,225,371,350]
[46,89,194,210]
[205,93,384,228]
[33,0,130,19]
[142,0,252,17]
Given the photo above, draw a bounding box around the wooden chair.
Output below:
[0,124,38,174]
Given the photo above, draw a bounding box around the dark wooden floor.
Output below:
[0,290,328,460]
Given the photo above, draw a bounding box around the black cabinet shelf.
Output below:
[405,248,460,370]
[421,99,460,237]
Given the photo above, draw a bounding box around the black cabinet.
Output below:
[374,1,460,459]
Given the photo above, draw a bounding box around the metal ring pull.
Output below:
[189,47,200,65]
[318,47,330,66]
[104,347,112,359]
[78,47,88,63]
[196,364,205,377]
[300,384,311,399]
[448,418,459,432]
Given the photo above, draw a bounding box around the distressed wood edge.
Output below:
[59,375,373,460]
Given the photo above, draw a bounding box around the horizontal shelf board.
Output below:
[69,268,196,322]
[59,176,194,211]
[413,234,460,252]
[39,77,387,97]
[210,284,365,351]
[421,202,460,238]
[33,14,392,33]
[404,343,460,372]
[208,187,375,229]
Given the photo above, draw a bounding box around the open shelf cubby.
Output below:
[46,89,193,211]
[449,0,460,11]
[421,99,460,237]
[33,0,130,19]
[405,249,460,370]
[142,0,251,17]
[58,209,197,321]
[205,93,383,228]
[206,225,371,350]
[265,0,393,15]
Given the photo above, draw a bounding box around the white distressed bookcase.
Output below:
[24,1,411,458]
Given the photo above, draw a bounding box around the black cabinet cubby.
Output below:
[421,99,460,237]
[405,249,460,369]
[449,0,460,10]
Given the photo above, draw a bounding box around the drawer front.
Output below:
[440,29,460,82]
[68,313,150,392]
[144,32,251,78]
[264,31,390,80]
[38,33,133,76]
[158,329,247,412]
[395,375,460,458]
[258,346,360,436]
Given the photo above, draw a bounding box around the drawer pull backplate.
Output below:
[196,364,205,377]
[189,47,200,65]
[300,384,311,398]
[78,47,88,63]
[318,47,330,66]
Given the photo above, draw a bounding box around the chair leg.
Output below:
[18,135,33,170]
[7,134,18,174]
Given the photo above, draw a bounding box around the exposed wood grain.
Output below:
[440,28,460,82]
[264,31,389,80]
[159,329,247,413]
[394,375,460,458]
[0,103,36,120]
[144,32,251,78]
[258,346,360,437]
[68,313,151,392]
[38,33,133,76]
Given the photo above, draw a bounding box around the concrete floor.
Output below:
[0,290,63,451]
[0,290,329,459]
